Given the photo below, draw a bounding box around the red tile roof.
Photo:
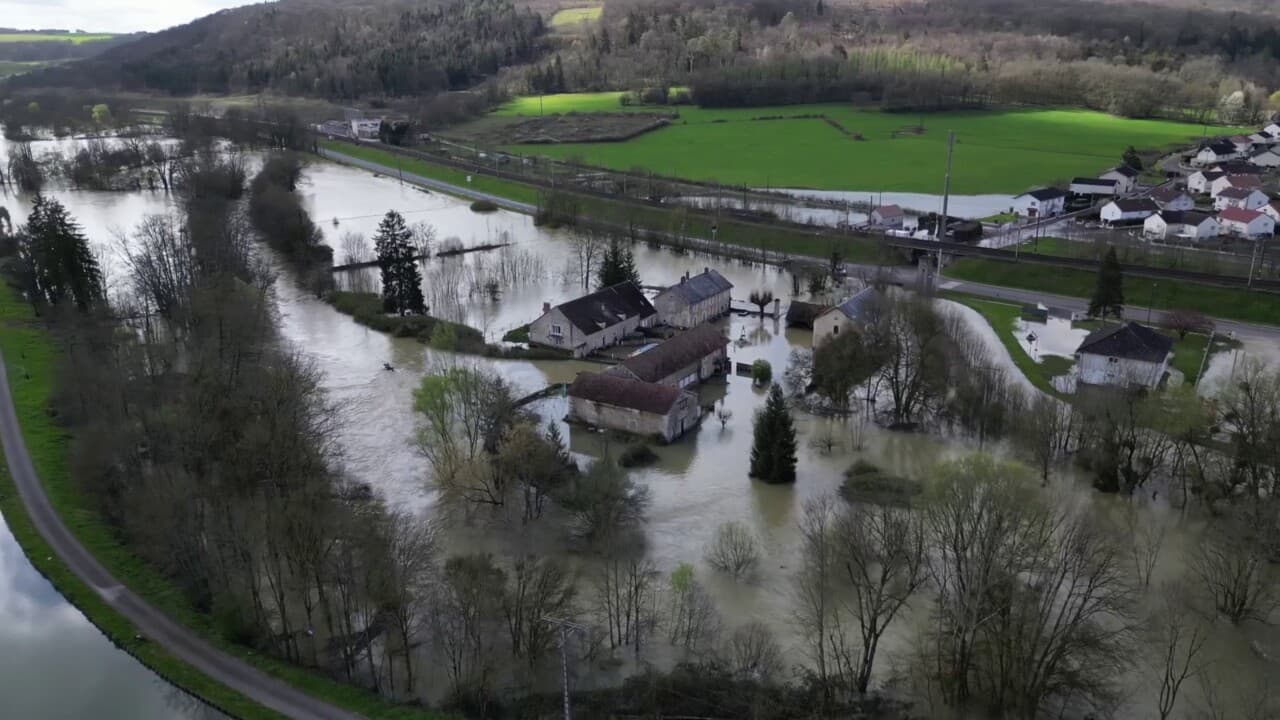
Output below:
[1218,207,1265,224]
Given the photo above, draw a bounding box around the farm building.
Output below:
[1074,323,1173,389]
[870,205,905,228]
[1148,186,1195,212]
[785,301,831,329]
[1100,166,1140,193]
[1011,187,1067,218]
[1069,177,1119,197]
[1266,123,1280,138]
[1143,211,1219,242]
[1230,135,1255,154]
[1262,200,1280,224]
[1194,140,1241,166]
[567,372,700,443]
[813,288,883,347]
[653,269,733,329]
[529,281,657,357]
[1218,207,1276,239]
[1249,132,1275,146]
[1250,148,1280,168]
[1213,187,1270,212]
[1209,173,1262,198]
[349,119,382,139]
[1188,170,1224,195]
[1099,198,1159,226]
[610,323,729,388]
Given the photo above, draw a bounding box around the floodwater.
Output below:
[773,188,1015,220]
[3,135,1278,716]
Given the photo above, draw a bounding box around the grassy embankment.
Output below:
[321,140,885,264]
[0,282,450,719]
[550,5,603,27]
[945,256,1280,325]
[481,93,1246,194]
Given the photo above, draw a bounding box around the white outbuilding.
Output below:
[1099,198,1159,226]
[1011,188,1067,218]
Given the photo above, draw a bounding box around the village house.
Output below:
[1209,173,1263,198]
[1074,322,1173,389]
[1230,135,1256,154]
[1249,132,1275,147]
[1069,177,1119,197]
[1100,166,1140,193]
[567,372,700,443]
[609,323,729,388]
[1213,187,1270,212]
[1011,187,1067,218]
[653,269,733,329]
[870,205,905,228]
[1143,211,1219,242]
[529,281,657,357]
[1211,160,1263,176]
[1187,170,1224,195]
[812,288,882,346]
[1250,148,1280,168]
[1147,186,1195,212]
[1266,122,1280,138]
[1194,140,1241,166]
[1218,207,1276,239]
[1262,200,1280,224]
[1099,198,1159,226]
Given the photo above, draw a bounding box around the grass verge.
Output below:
[944,292,1068,397]
[0,282,450,719]
[320,140,884,264]
[945,257,1280,325]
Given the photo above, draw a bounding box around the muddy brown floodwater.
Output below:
[2,136,1276,716]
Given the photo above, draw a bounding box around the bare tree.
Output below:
[339,231,370,266]
[594,549,658,656]
[1148,585,1209,720]
[409,221,436,260]
[666,562,721,654]
[1161,308,1213,339]
[705,521,760,579]
[1016,393,1074,484]
[722,621,784,682]
[503,555,577,668]
[1126,503,1168,589]
[794,495,840,700]
[377,510,438,695]
[567,228,605,289]
[433,554,506,703]
[1191,519,1276,624]
[748,288,774,316]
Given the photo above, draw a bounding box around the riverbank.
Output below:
[0,280,450,720]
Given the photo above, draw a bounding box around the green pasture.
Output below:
[488,94,1243,194]
[550,6,603,27]
[0,33,116,44]
[0,60,47,77]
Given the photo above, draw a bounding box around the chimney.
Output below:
[542,302,551,313]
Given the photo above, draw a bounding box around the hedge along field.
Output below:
[491,95,1245,194]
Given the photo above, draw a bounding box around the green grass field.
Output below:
[485,93,1242,194]
[0,33,116,44]
[0,60,48,77]
[0,281,449,718]
[550,5,603,27]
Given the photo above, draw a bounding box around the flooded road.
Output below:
[3,135,1277,715]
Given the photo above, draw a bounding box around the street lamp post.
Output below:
[1147,282,1156,324]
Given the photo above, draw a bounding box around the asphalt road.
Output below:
[0,354,365,720]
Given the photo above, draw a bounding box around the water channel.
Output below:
[2,135,1277,716]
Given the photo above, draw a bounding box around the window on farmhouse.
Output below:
[550,323,563,337]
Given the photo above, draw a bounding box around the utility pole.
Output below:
[542,617,587,720]
[935,130,956,289]
[1194,330,1215,387]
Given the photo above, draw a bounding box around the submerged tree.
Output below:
[1088,246,1125,319]
[374,210,425,316]
[750,384,797,484]
[18,194,104,311]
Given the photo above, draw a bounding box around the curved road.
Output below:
[0,354,364,720]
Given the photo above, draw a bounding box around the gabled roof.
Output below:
[1149,186,1190,203]
[1071,177,1119,186]
[1153,210,1213,226]
[873,204,904,218]
[1075,323,1173,363]
[823,287,883,324]
[1210,162,1260,175]
[568,372,687,415]
[785,301,831,328]
[1219,207,1266,224]
[1201,140,1237,155]
[1251,147,1280,158]
[1230,134,1252,144]
[1217,186,1262,200]
[656,269,733,307]
[1106,198,1159,213]
[553,282,656,335]
[613,323,728,383]
[1193,170,1225,182]
[1020,187,1067,201]
[1221,174,1262,189]
[1105,165,1140,178]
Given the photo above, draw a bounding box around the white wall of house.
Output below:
[1148,218,1219,241]
[1077,352,1169,388]
[813,310,854,347]
[1220,215,1276,239]
[1214,190,1270,212]
[1100,203,1155,225]
[653,290,731,329]
[871,210,904,228]
[1266,123,1280,138]
[1188,173,1216,194]
[1069,181,1116,196]
[1194,148,1238,166]
[1011,194,1065,218]
[568,394,699,442]
[1263,204,1280,224]
[1154,193,1195,212]
[530,308,648,357]
[1099,170,1137,193]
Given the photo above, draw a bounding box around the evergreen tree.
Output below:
[1088,247,1125,319]
[1122,146,1144,171]
[18,194,103,311]
[749,384,797,485]
[597,239,639,288]
[374,210,425,316]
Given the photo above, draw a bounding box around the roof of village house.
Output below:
[1221,174,1263,189]
[552,281,656,335]
[1252,147,1280,158]
[1210,162,1260,175]
[785,301,831,328]
[1149,186,1190,203]
[1106,165,1140,178]
[1195,170,1226,183]
[1231,134,1252,143]
[1202,140,1237,155]
[1107,198,1159,214]
[1153,210,1213,226]
[1269,200,1280,213]
[568,371,687,415]
[1219,207,1267,224]
[823,287,883,324]
[1217,186,1263,200]
[656,269,733,307]
[1021,187,1067,201]
[873,204,904,218]
[1071,177,1119,186]
[1076,322,1173,363]
[611,323,729,383]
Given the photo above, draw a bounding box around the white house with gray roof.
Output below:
[653,269,733,329]
[813,288,882,347]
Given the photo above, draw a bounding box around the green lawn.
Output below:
[0,281,450,718]
[0,32,116,44]
[945,257,1280,326]
[945,293,1068,396]
[1018,236,1255,277]
[0,60,48,77]
[550,5,603,27]
[485,96,1241,194]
